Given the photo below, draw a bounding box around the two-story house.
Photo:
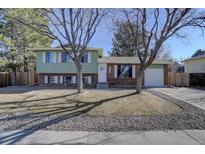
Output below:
[30,47,103,87]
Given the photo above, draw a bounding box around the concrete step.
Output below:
[97,83,109,89]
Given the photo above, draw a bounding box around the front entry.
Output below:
[98,63,107,83]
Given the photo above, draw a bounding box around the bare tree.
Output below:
[10,8,108,93]
[119,8,205,93]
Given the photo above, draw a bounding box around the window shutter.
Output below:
[44,76,48,84]
[88,76,92,84]
[58,52,62,63]
[88,52,91,63]
[54,76,58,84]
[42,52,46,63]
[114,65,117,78]
[72,76,76,84]
[53,52,57,63]
[132,65,136,78]
[59,76,63,84]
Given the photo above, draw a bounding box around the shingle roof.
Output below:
[182,55,205,62]
[98,56,171,64]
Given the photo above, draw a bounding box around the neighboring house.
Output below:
[183,55,205,86]
[98,57,169,87]
[31,48,170,87]
[183,55,205,73]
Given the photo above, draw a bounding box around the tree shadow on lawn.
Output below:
[0,85,77,94]
[0,91,137,144]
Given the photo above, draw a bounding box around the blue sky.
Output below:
[89,26,205,61]
[53,9,205,61]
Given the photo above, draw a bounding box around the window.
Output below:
[64,76,72,84]
[46,52,53,63]
[83,76,92,84]
[117,65,132,78]
[48,76,57,84]
[61,52,70,63]
[81,53,88,63]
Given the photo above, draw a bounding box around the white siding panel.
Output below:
[44,76,48,84]
[59,76,63,84]
[186,60,205,73]
[114,65,117,78]
[42,52,46,63]
[132,65,136,78]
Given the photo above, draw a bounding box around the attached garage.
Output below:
[98,56,169,88]
[144,68,164,87]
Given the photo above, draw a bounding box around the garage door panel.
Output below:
[144,68,164,87]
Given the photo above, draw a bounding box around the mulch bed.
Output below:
[0,90,205,132]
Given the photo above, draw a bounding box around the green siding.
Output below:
[36,51,98,73]
[148,64,164,69]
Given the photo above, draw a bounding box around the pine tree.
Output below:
[110,22,143,56]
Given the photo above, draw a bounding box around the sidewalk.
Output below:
[1,130,205,145]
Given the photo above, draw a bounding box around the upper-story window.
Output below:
[81,52,88,63]
[46,52,53,63]
[61,52,71,63]
[117,64,132,78]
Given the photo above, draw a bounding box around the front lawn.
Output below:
[0,88,181,116]
[0,86,205,132]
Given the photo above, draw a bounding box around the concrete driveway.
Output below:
[151,87,205,111]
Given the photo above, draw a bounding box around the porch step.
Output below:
[97,83,109,89]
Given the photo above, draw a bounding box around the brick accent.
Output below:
[39,73,97,87]
[164,64,168,86]
[107,64,142,86]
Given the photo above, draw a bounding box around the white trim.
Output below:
[44,75,48,84]
[58,52,62,63]
[54,76,58,84]
[53,52,57,63]
[42,52,46,63]
[72,76,76,84]
[114,65,117,78]
[132,65,136,78]
[88,52,91,63]
[59,76,63,84]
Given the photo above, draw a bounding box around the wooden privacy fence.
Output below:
[0,72,10,87]
[168,72,190,87]
[0,71,39,87]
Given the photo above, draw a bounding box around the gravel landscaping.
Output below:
[0,86,205,132]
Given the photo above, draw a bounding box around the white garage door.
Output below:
[144,68,164,87]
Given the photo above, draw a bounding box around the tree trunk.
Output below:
[136,70,144,94]
[76,63,83,94]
